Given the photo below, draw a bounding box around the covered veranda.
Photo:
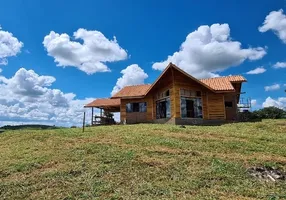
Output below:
[84,98,120,125]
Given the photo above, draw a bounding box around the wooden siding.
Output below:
[207,93,226,120]
[224,93,238,120]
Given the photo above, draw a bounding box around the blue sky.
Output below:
[0,0,286,126]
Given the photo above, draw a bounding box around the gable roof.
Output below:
[111,63,247,98]
[111,84,152,99]
[145,63,217,94]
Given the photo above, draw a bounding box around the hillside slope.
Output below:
[0,120,286,199]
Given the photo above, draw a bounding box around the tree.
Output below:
[253,107,286,119]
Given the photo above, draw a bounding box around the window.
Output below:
[180,89,201,97]
[165,90,170,97]
[126,102,147,112]
[156,98,171,119]
[225,101,233,108]
[126,103,132,112]
[181,97,202,118]
[133,103,139,112]
[139,102,147,112]
[156,89,170,100]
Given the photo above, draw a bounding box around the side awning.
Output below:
[84,98,120,112]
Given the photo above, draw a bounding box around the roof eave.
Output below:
[215,90,236,93]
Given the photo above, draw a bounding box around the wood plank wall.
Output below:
[207,93,226,120]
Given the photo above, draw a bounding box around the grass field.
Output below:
[0,120,286,200]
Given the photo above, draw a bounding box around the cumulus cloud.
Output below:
[264,84,280,91]
[0,25,23,65]
[152,23,266,78]
[246,67,266,75]
[111,64,148,96]
[259,9,286,43]
[0,68,95,127]
[262,97,286,110]
[273,62,286,69]
[43,28,128,74]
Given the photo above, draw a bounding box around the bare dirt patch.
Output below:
[248,166,286,182]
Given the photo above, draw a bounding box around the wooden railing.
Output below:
[92,115,116,126]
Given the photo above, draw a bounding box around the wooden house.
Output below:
[85,63,247,125]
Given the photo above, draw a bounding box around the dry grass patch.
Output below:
[1,119,286,199]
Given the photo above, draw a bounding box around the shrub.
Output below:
[237,110,261,122]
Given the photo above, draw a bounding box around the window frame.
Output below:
[126,102,147,113]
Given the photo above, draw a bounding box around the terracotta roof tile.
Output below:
[84,98,120,108]
[200,75,246,91]
[112,84,152,98]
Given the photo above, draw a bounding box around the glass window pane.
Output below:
[181,97,187,118]
[139,102,147,112]
[126,103,132,113]
[165,90,170,97]
[133,103,139,112]
[166,99,171,117]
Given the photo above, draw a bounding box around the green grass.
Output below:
[0,120,286,199]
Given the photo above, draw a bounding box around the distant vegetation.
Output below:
[0,124,60,130]
[252,106,286,119]
[239,106,286,122]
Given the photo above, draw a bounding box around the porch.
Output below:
[84,98,120,125]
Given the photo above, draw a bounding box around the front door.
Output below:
[186,100,194,118]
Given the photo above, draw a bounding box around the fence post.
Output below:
[82,112,86,132]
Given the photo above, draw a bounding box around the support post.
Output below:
[91,107,94,126]
[82,112,86,133]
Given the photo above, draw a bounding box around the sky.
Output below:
[0,0,286,126]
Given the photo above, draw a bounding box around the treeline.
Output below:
[0,124,59,130]
[239,106,286,121]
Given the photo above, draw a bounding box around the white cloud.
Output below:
[152,23,266,78]
[259,9,286,43]
[273,62,286,69]
[43,28,128,74]
[262,97,286,110]
[251,99,257,107]
[264,84,280,91]
[111,64,148,96]
[0,25,23,65]
[0,67,95,127]
[246,67,266,74]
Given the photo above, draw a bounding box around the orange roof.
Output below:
[200,75,246,91]
[84,98,120,108]
[110,63,247,98]
[111,84,152,98]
